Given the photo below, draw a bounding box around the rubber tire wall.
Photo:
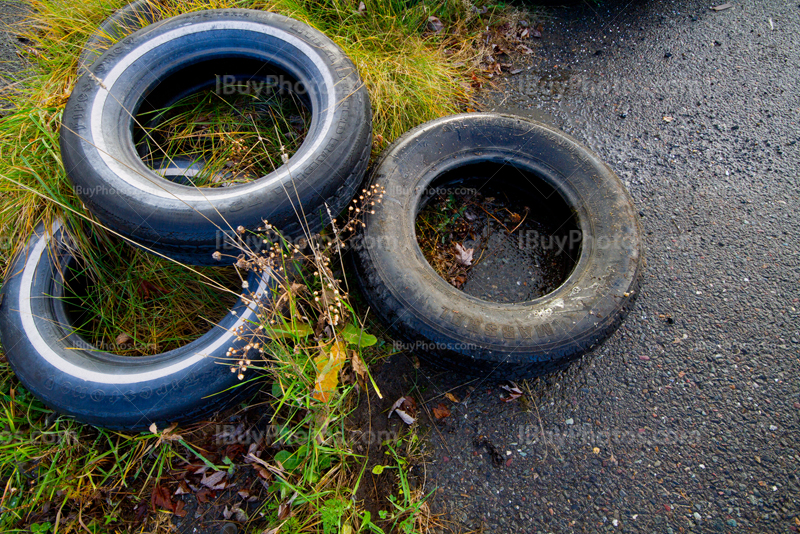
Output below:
[353,113,644,379]
[61,9,372,265]
[0,221,274,430]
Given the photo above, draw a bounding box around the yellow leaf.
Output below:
[445,392,460,403]
[313,340,347,402]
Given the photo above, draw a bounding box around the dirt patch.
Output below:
[415,178,580,303]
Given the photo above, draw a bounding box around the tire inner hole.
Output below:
[59,237,242,357]
[132,58,311,188]
[415,162,582,303]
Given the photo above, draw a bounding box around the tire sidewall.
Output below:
[61,9,371,257]
[0,221,271,429]
[355,113,643,370]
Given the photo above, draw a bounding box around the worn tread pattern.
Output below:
[61,9,372,265]
[352,113,644,379]
[0,221,272,430]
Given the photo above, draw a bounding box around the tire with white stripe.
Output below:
[0,221,272,430]
[60,9,372,265]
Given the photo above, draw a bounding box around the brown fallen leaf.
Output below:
[149,422,182,447]
[500,383,523,402]
[426,16,444,33]
[173,500,187,518]
[278,500,292,520]
[115,333,131,345]
[389,396,417,425]
[253,464,272,481]
[200,470,228,490]
[445,392,461,403]
[454,243,474,266]
[710,3,733,11]
[174,481,191,495]
[151,485,174,513]
[433,403,451,420]
[663,116,674,123]
[195,488,214,503]
[351,350,367,381]
[137,280,168,300]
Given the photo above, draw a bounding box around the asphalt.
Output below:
[1,1,798,533]
[391,1,799,532]
[0,1,26,84]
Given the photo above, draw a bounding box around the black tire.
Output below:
[61,9,372,265]
[77,0,159,72]
[0,220,274,430]
[352,113,644,379]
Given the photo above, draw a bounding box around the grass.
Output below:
[138,86,311,188]
[0,0,518,531]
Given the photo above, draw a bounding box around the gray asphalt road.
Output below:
[0,1,26,77]
[0,1,797,533]
[395,1,799,532]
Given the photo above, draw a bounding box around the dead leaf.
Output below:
[531,28,542,38]
[663,116,674,123]
[445,392,460,403]
[137,280,168,300]
[351,350,367,380]
[426,16,444,33]
[500,383,523,402]
[253,464,272,481]
[151,485,174,513]
[173,500,187,518]
[174,481,191,496]
[195,488,214,503]
[313,340,347,402]
[358,1,366,12]
[433,403,451,420]
[278,500,292,520]
[200,470,228,490]
[246,453,283,479]
[115,333,131,345]
[454,243,474,266]
[149,422,182,447]
[389,396,417,425]
[710,3,732,11]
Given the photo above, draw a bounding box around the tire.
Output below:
[77,0,159,72]
[61,9,372,265]
[0,220,274,430]
[352,113,644,379]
